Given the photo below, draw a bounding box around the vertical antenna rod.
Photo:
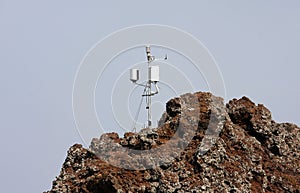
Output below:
[146,46,152,128]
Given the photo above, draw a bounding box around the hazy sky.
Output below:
[1,1,300,192]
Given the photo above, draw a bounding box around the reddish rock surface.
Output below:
[45,92,300,193]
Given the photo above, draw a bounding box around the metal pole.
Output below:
[146,46,152,128]
[148,63,151,128]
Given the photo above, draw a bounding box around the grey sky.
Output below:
[1,1,300,192]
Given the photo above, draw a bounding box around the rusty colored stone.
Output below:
[45,92,300,193]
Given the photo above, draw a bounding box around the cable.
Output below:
[131,85,147,132]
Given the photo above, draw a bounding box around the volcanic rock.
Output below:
[45,92,300,193]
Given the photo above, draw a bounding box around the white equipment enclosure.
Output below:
[149,66,159,82]
[130,69,139,83]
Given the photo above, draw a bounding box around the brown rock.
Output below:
[45,92,300,193]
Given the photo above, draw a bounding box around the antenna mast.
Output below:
[130,46,167,130]
[146,46,153,128]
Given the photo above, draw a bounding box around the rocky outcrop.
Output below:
[45,92,300,193]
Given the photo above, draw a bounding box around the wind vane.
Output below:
[130,46,167,131]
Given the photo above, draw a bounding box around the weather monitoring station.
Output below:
[130,46,167,131]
